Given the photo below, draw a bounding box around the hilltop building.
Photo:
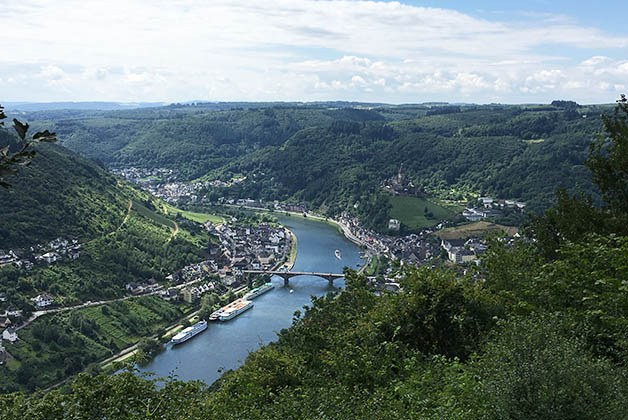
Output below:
[383,165,419,195]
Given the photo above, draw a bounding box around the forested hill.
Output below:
[0,130,210,306]
[0,129,127,248]
[24,102,611,217]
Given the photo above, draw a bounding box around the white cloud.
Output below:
[39,65,66,81]
[0,0,627,103]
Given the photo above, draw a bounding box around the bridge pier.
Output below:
[321,276,335,287]
[283,276,290,287]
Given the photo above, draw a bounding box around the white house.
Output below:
[479,197,494,207]
[31,293,54,308]
[38,252,61,263]
[4,307,22,318]
[2,327,18,343]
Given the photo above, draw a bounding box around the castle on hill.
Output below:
[382,165,419,196]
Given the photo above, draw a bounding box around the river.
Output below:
[137,214,362,384]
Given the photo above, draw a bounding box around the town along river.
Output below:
[137,214,362,385]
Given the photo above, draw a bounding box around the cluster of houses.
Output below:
[1,237,80,343]
[110,165,315,216]
[217,197,309,215]
[462,207,503,222]
[0,249,33,270]
[1,293,56,345]
[147,181,210,203]
[161,222,290,304]
[208,176,246,189]
[125,279,162,295]
[208,223,290,271]
[479,197,526,209]
[440,238,488,264]
[463,197,526,222]
[109,167,174,184]
[1,298,23,346]
[111,166,209,203]
[35,237,81,264]
[181,282,216,303]
[166,260,219,285]
[0,237,81,271]
[339,213,439,267]
[111,167,249,204]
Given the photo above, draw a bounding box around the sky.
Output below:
[1,0,628,104]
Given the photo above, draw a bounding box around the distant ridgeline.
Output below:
[21,101,610,230]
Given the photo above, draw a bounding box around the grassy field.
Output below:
[435,221,519,240]
[363,255,378,276]
[131,200,176,229]
[164,204,223,224]
[388,195,454,230]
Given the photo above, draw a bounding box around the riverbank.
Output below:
[283,228,298,270]
[137,213,362,385]
[221,204,367,250]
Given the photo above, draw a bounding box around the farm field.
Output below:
[164,204,223,225]
[132,199,176,229]
[388,195,454,230]
[435,221,519,240]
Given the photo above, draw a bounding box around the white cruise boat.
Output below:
[171,320,207,344]
[218,299,254,321]
[244,282,275,300]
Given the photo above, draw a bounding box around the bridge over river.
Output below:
[243,270,347,286]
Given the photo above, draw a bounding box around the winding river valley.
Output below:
[138,214,362,385]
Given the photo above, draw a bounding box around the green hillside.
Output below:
[388,195,455,229]
[0,130,127,248]
[0,136,212,307]
[21,102,611,232]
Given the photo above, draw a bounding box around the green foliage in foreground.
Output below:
[0,104,58,189]
[2,245,627,419]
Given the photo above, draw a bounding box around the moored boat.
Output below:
[171,320,208,344]
[218,298,253,321]
[244,282,275,300]
[208,310,222,321]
